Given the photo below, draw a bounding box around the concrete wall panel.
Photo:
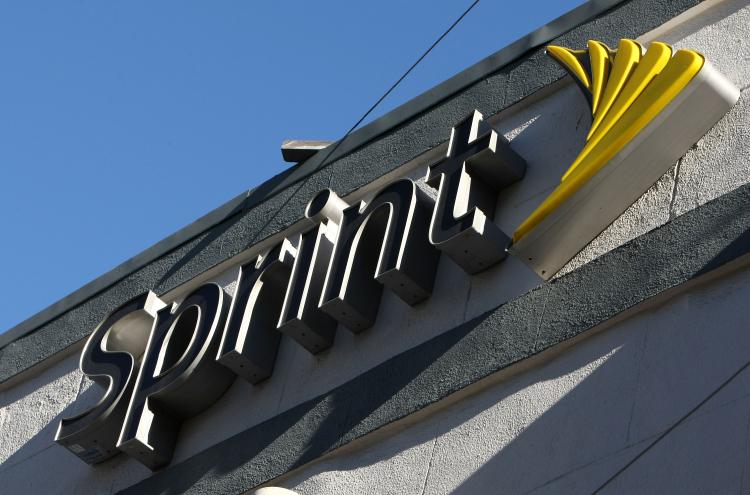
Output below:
[275,264,750,495]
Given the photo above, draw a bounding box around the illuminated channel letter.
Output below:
[217,241,295,383]
[510,39,739,279]
[318,178,440,332]
[426,110,526,274]
[118,283,234,470]
[55,292,164,464]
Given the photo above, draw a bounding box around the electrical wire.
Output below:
[311,0,481,170]
[305,2,745,492]
[590,355,750,494]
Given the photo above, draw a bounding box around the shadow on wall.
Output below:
[0,292,477,495]
[152,169,308,292]
[0,356,154,493]
[279,320,642,494]
[282,268,750,494]
[280,320,643,495]
[5,256,750,494]
[124,256,750,494]
[444,279,750,494]
[0,356,82,469]
[0,98,560,494]
[6,86,750,493]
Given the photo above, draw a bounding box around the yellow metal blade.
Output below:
[588,40,612,115]
[563,41,672,183]
[547,45,592,91]
[513,48,703,243]
[587,39,642,142]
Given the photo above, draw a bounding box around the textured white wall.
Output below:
[277,257,750,495]
[1,0,749,493]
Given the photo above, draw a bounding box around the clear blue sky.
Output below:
[0,0,585,333]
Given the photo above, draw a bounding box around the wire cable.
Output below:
[311,0,481,170]
[590,355,750,494]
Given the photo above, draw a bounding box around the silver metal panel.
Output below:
[510,61,740,279]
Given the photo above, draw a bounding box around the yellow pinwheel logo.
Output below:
[511,39,740,278]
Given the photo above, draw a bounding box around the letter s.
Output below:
[55,291,165,464]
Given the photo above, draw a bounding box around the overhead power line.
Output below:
[591,355,750,494]
[312,0,481,170]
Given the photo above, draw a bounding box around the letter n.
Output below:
[319,178,440,332]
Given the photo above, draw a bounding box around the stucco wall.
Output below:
[1,0,749,493]
[277,262,750,494]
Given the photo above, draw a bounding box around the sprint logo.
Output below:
[511,39,740,278]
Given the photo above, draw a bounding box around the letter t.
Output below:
[426,110,526,273]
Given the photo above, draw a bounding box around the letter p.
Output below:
[117,283,235,470]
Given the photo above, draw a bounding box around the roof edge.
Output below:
[0,0,629,350]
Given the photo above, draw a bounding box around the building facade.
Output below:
[2,0,750,493]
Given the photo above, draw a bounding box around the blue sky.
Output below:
[0,0,585,333]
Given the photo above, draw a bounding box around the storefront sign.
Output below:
[56,39,739,470]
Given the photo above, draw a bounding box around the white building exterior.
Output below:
[2,0,750,493]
